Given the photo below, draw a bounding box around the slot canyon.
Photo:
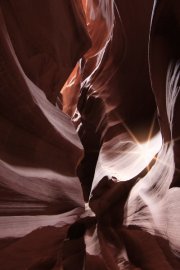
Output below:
[0,0,180,269]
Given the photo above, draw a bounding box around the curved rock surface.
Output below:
[0,0,180,269]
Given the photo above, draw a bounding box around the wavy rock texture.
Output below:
[0,0,180,269]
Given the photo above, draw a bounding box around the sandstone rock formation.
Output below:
[0,1,180,269]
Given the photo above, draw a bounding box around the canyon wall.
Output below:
[0,1,180,269]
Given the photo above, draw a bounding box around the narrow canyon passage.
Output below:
[0,1,180,269]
